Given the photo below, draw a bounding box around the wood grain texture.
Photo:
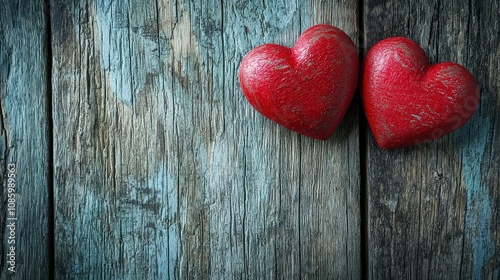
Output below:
[0,1,50,279]
[50,0,360,279]
[363,0,500,278]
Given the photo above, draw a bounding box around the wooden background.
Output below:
[1,0,498,279]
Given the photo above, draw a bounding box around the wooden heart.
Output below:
[362,37,479,148]
[239,24,359,140]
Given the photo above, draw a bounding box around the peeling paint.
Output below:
[455,116,495,279]
[170,12,198,64]
[96,0,162,106]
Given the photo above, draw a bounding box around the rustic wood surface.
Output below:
[49,0,360,279]
[363,0,500,278]
[1,0,499,279]
[0,1,51,279]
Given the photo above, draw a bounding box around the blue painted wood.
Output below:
[364,0,500,278]
[3,0,493,278]
[455,116,495,279]
[0,1,50,279]
[50,0,360,278]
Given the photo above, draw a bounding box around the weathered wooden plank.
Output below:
[51,0,174,278]
[299,2,361,279]
[0,1,51,279]
[221,1,361,278]
[363,0,500,278]
[51,0,360,278]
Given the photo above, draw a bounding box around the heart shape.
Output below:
[238,24,359,140]
[362,37,479,148]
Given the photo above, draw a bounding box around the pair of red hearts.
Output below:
[239,24,479,148]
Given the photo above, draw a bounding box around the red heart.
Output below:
[238,24,359,140]
[362,37,479,149]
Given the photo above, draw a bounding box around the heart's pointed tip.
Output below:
[373,134,415,149]
[314,134,332,141]
[373,137,393,149]
[376,141,408,150]
[377,142,402,149]
[299,130,334,141]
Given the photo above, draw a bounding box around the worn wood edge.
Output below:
[0,1,51,279]
[50,0,362,279]
[363,0,500,278]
